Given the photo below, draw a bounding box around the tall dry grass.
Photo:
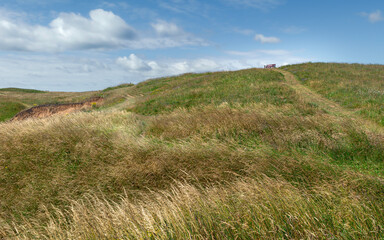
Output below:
[1,66,384,239]
[5,177,383,239]
[1,106,384,234]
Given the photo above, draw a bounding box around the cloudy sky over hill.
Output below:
[0,0,383,91]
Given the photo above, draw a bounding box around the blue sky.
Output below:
[0,0,383,91]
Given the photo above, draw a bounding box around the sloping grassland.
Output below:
[281,63,384,125]
[1,66,384,239]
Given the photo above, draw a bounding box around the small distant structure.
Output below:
[264,64,276,69]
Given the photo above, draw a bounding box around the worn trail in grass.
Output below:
[276,69,384,135]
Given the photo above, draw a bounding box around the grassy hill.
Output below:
[281,63,384,126]
[1,65,384,239]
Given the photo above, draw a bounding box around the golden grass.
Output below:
[1,66,384,239]
[4,177,383,239]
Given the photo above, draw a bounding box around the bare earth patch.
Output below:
[11,97,104,121]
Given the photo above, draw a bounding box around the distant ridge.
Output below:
[0,87,46,93]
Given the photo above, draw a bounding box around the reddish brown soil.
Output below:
[11,97,104,121]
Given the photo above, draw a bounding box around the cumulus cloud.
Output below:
[0,9,207,52]
[0,54,125,91]
[254,34,280,43]
[116,54,154,71]
[146,20,208,48]
[116,49,307,78]
[0,9,136,51]
[361,10,383,23]
[116,54,220,76]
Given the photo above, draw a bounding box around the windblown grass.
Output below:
[1,66,384,239]
[5,178,384,239]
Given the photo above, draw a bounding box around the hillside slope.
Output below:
[281,63,384,126]
[1,66,384,239]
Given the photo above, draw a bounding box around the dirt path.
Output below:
[112,93,136,110]
[275,69,384,134]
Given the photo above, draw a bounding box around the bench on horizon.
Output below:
[264,64,276,69]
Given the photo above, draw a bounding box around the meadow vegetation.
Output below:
[0,102,26,121]
[281,62,384,125]
[0,65,383,239]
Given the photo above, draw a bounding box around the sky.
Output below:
[0,0,383,91]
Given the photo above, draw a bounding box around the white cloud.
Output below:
[100,1,117,8]
[116,54,153,71]
[116,49,307,78]
[361,10,383,23]
[0,9,207,52]
[0,54,125,91]
[151,20,184,37]
[0,9,136,51]
[225,49,308,67]
[224,0,282,10]
[116,54,220,76]
[254,34,281,43]
[137,20,208,48]
[0,49,309,91]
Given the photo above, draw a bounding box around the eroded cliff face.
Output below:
[11,97,104,121]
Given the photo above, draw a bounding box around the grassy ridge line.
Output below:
[0,88,46,93]
[276,69,384,135]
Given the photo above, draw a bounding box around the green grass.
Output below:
[102,83,134,92]
[1,66,384,239]
[281,62,384,125]
[0,87,46,93]
[0,102,26,121]
[0,89,103,122]
[131,70,304,115]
